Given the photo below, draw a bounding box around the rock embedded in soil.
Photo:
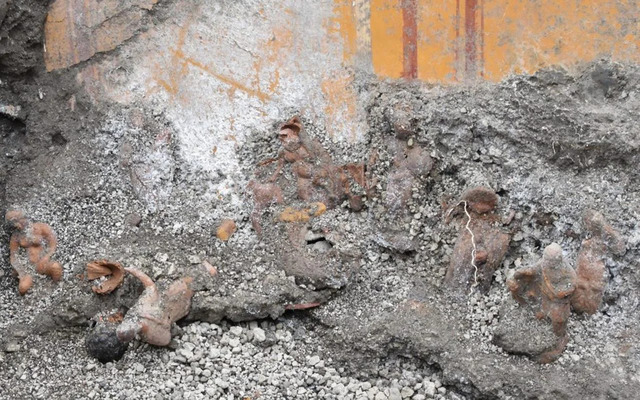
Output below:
[85,323,129,363]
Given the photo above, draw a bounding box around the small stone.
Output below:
[133,362,145,373]
[229,326,243,336]
[5,342,20,353]
[424,382,436,396]
[388,387,402,400]
[308,355,321,366]
[214,378,229,389]
[400,387,414,398]
[375,392,388,400]
[85,324,128,363]
[252,328,266,342]
[124,213,142,227]
[154,253,169,263]
[333,383,347,395]
[177,348,194,361]
[188,255,201,264]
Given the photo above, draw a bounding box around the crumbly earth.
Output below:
[1,2,640,399]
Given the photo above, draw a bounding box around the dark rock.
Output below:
[86,323,129,363]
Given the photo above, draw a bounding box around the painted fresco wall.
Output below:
[42,0,640,153]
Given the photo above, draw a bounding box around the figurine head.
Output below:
[5,209,28,231]
[278,116,302,151]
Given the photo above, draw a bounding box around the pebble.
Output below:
[401,387,414,398]
[252,327,266,342]
[5,342,20,353]
[388,387,402,400]
[308,355,321,366]
[424,381,436,397]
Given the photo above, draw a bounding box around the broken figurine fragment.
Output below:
[444,187,511,295]
[116,268,194,346]
[216,219,237,242]
[506,243,576,362]
[571,209,625,314]
[87,260,125,294]
[278,202,327,223]
[6,209,63,295]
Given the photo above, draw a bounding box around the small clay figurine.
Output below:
[376,128,433,252]
[507,243,576,362]
[6,209,63,295]
[116,268,193,346]
[444,187,511,295]
[571,209,625,314]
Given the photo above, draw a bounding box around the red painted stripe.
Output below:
[455,0,460,80]
[480,0,485,78]
[464,0,478,80]
[402,0,418,79]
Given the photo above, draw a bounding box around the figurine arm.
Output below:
[9,234,20,266]
[267,157,285,183]
[35,223,58,260]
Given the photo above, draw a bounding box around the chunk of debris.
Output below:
[571,209,625,314]
[274,223,360,290]
[116,268,194,346]
[86,260,125,294]
[0,104,22,119]
[444,187,510,295]
[216,219,237,241]
[6,209,63,295]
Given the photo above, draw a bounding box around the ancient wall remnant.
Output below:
[6,210,63,295]
[444,187,511,295]
[44,0,160,71]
